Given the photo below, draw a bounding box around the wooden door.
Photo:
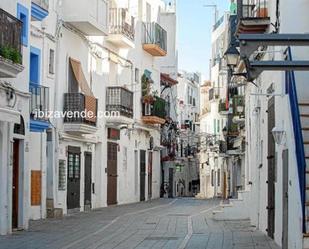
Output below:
[168,168,173,198]
[267,97,276,238]
[84,152,92,209]
[282,149,289,249]
[148,151,153,200]
[12,139,19,228]
[140,150,146,201]
[67,146,81,210]
[107,142,117,205]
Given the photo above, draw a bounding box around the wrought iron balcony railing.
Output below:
[237,0,268,19]
[142,97,166,119]
[209,87,220,101]
[109,8,134,41]
[30,84,49,119]
[0,9,22,64]
[218,99,228,113]
[32,0,49,11]
[142,22,167,55]
[63,93,98,126]
[233,95,245,116]
[106,87,133,118]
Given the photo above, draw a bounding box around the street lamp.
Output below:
[224,45,240,68]
[272,127,286,145]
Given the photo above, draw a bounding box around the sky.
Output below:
[176,0,229,81]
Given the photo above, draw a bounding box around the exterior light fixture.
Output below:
[224,45,240,68]
[272,127,286,145]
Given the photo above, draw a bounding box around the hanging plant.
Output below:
[142,94,155,104]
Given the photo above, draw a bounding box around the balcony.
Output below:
[142,22,167,56]
[63,93,98,134]
[106,87,134,125]
[236,0,270,34]
[106,8,135,48]
[29,84,50,132]
[0,9,24,78]
[233,95,245,116]
[62,0,108,36]
[209,88,220,101]
[142,97,166,125]
[30,84,49,118]
[218,99,229,114]
[31,0,49,21]
[161,73,178,87]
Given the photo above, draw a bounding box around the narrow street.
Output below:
[0,198,280,249]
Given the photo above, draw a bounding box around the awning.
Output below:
[161,73,178,87]
[69,58,94,97]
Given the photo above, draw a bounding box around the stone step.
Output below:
[299,103,309,115]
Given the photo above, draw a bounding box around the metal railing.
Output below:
[237,0,268,19]
[30,84,49,118]
[142,97,166,119]
[209,87,220,101]
[32,0,49,11]
[142,22,167,52]
[106,87,133,118]
[63,93,98,126]
[109,8,134,41]
[219,99,228,112]
[0,9,22,64]
[232,95,245,116]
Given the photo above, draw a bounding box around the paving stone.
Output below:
[0,198,281,249]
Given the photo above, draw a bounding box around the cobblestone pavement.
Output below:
[0,198,281,249]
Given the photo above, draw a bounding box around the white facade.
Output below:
[0,0,177,235]
[212,1,309,249]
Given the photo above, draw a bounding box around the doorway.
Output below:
[267,97,276,238]
[84,152,92,210]
[168,168,174,198]
[12,139,19,229]
[282,149,289,249]
[140,150,146,201]
[148,151,153,200]
[67,146,81,210]
[107,142,118,205]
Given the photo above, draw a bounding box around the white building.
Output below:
[212,1,309,249]
[0,0,178,235]
[165,70,201,197]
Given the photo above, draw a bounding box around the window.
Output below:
[67,152,80,180]
[49,49,55,74]
[211,170,214,186]
[58,160,66,190]
[17,3,29,47]
[135,68,139,83]
[213,119,216,134]
[217,119,220,133]
[30,46,41,86]
[146,3,151,22]
[217,169,220,186]
[123,146,127,169]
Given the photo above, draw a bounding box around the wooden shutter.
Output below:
[31,170,42,206]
